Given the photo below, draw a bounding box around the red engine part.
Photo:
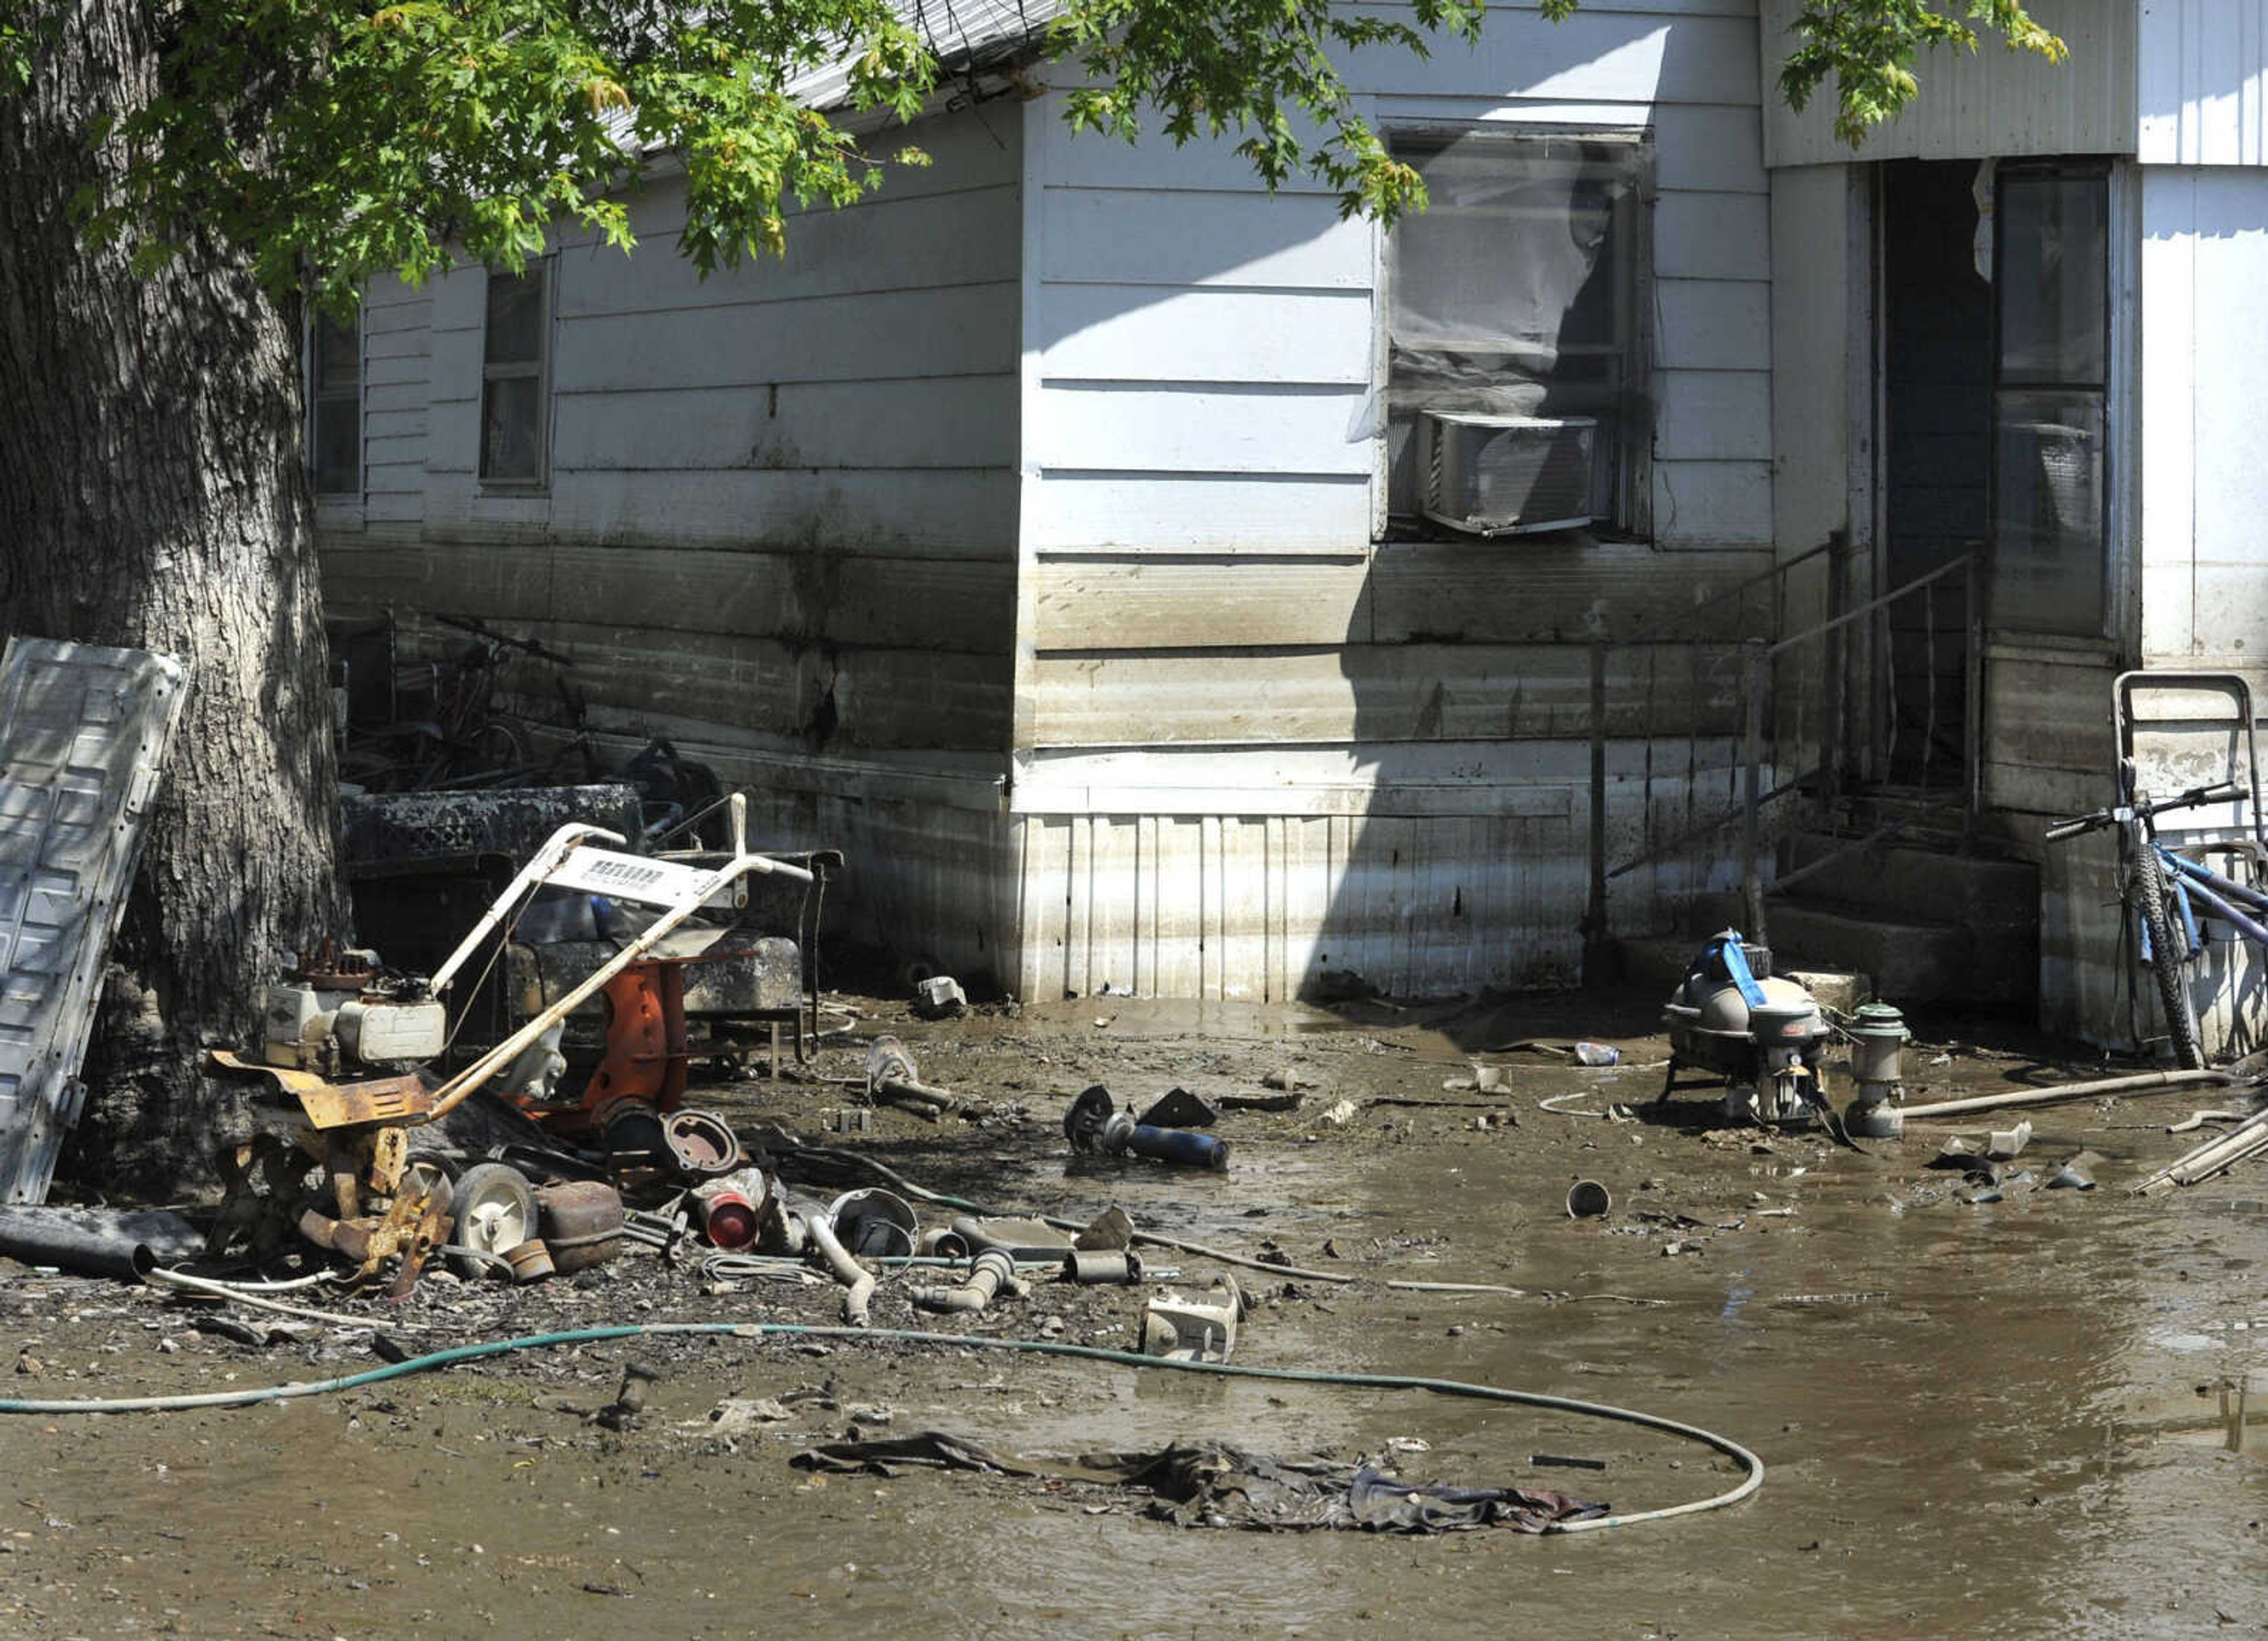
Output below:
[504,960,689,1133]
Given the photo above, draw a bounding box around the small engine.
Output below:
[262,944,446,1075]
[1661,931,1832,1126]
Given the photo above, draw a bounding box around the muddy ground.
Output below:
[1,984,2264,1639]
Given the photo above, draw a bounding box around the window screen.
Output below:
[1989,164,2109,637]
[1384,129,1650,533]
[310,311,360,496]
[481,265,549,485]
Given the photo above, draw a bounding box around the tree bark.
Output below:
[0,0,344,1193]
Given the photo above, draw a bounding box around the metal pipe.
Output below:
[427,822,617,994]
[908,1248,1019,1313]
[425,832,814,1122]
[0,1206,206,1280]
[1964,552,1984,833]
[2165,864,2268,948]
[1899,1067,2230,1121]
[1585,639,1609,984]
[875,1075,956,1118]
[1768,552,1976,657]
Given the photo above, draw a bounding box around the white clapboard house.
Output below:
[315,0,2268,1053]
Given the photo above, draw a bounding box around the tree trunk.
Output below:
[0,0,344,1193]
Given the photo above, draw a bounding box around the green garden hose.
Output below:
[0,1320,1761,1533]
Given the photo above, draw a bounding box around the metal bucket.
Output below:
[828,1189,918,1259]
[536,1180,625,1274]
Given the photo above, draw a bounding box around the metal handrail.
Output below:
[1582,536,1985,979]
[1768,551,1974,656]
[1736,552,1982,942]
[1611,537,1839,649]
[1582,533,1848,977]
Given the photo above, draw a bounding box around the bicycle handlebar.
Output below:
[2044,779,2246,843]
[429,611,576,667]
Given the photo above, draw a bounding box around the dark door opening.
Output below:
[1879,159,1989,789]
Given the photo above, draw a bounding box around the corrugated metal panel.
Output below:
[1761,0,2138,167]
[2139,0,2268,164]
[0,639,191,1204]
[1006,745,1747,1000]
[1013,808,1583,1001]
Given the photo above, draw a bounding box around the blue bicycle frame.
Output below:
[2157,846,2268,954]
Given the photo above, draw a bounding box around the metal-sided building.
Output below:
[315,0,2268,1050]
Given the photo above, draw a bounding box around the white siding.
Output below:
[322,104,1026,764]
[1023,4,1775,556]
[408,107,1025,558]
[2137,167,2268,669]
[1762,0,2137,168]
[331,274,431,535]
[1012,6,1776,997]
[2139,0,2268,165]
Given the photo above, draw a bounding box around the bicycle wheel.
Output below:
[2133,841,2205,1069]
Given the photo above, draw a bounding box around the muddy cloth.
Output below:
[1099,1441,1608,1534]
[791,1431,1037,1478]
[793,1433,1605,1533]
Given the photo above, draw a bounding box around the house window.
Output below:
[309,310,360,496]
[1989,162,2110,638]
[1383,128,1650,537]
[480,263,549,486]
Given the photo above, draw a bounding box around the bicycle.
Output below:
[342,613,588,791]
[2045,766,2256,1069]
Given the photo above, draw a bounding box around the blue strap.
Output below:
[1706,932,1770,1008]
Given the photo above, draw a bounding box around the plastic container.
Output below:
[1565,1179,1613,1218]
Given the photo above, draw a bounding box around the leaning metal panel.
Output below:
[0,638,191,1203]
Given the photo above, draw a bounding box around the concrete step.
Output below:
[1684,891,2031,1007]
[1780,831,2038,928]
[1619,934,1872,1012]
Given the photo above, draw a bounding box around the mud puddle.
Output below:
[2,986,2264,1637]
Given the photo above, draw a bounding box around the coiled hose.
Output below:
[0,1320,1761,1534]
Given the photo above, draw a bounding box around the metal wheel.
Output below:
[445,1162,539,1278]
[2135,843,2205,1069]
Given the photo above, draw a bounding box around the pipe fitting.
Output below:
[1062,1248,1143,1285]
[910,1248,1020,1314]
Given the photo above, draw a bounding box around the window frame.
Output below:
[307,305,362,499]
[1985,157,2114,640]
[478,259,553,492]
[1375,122,1655,544]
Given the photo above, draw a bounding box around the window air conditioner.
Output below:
[1419,411,1600,537]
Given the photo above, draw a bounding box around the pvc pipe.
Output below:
[910,1248,1019,1314]
[793,1144,1529,1297]
[1899,1067,2230,1121]
[1117,1119,1230,1170]
[802,1212,875,1328]
[138,1264,429,1333]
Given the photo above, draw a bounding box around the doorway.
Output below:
[1875,157,2114,789]
[1879,159,1989,789]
